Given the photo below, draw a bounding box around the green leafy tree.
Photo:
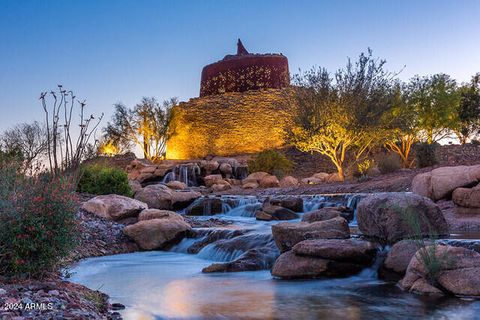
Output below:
[453,73,480,144]
[408,74,460,144]
[290,50,397,180]
[104,97,176,161]
[382,83,419,168]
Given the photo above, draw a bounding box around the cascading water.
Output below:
[162,163,201,186]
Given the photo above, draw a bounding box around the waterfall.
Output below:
[161,163,201,186]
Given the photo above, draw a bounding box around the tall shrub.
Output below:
[0,170,78,278]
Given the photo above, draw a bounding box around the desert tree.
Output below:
[104,97,176,161]
[452,73,480,144]
[290,49,397,180]
[40,85,103,174]
[0,121,48,171]
[382,83,419,168]
[407,74,460,144]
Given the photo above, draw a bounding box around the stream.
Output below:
[69,194,480,320]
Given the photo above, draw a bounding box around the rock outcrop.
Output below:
[272,238,377,279]
[357,193,448,243]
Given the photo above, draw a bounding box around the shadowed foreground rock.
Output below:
[271,251,364,279]
[400,245,480,297]
[272,217,350,252]
[357,192,448,243]
[293,239,378,265]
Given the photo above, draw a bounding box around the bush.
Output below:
[248,150,293,178]
[415,142,438,168]
[77,164,132,196]
[377,153,402,173]
[0,171,79,278]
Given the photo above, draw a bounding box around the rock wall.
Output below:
[166,88,297,159]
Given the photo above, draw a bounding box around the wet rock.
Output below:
[135,184,173,210]
[123,215,191,250]
[269,197,303,212]
[271,251,363,279]
[400,245,480,296]
[81,195,148,221]
[184,197,226,215]
[293,239,378,265]
[255,203,299,221]
[279,176,299,187]
[202,246,279,273]
[272,217,350,252]
[171,190,202,210]
[357,192,449,243]
[186,229,248,254]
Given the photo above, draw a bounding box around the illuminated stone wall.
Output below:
[166,88,297,159]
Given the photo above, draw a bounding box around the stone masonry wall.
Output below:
[166,87,297,159]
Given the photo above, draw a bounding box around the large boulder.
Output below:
[271,251,363,279]
[272,217,350,252]
[400,245,480,296]
[134,184,172,210]
[412,165,480,201]
[123,214,191,250]
[170,190,202,210]
[82,195,147,221]
[452,185,480,208]
[292,239,378,265]
[357,193,449,243]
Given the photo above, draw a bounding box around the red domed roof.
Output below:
[200,40,290,97]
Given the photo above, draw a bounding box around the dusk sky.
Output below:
[1,0,479,131]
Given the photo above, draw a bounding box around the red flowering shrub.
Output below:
[0,168,79,278]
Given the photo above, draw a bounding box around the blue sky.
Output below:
[0,0,479,130]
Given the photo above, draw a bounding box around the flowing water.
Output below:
[69,194,480,320]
